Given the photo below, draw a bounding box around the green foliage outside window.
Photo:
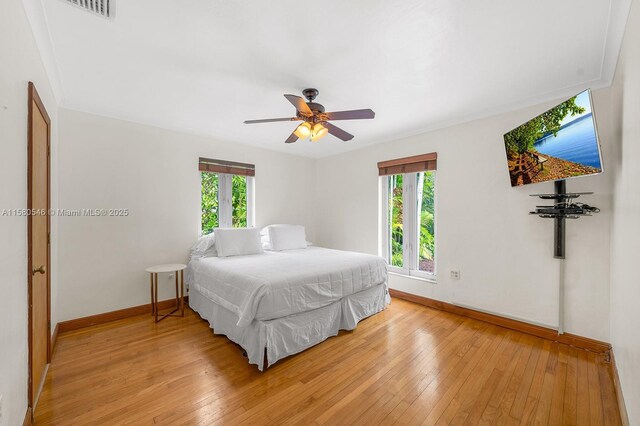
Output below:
[201,172,249,235]
[390,175,404,267]
[231,175,247,228]
[418,172,435,272]
[201,172,219,235]
[389,172,435,272]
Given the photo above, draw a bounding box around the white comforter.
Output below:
[187,247,388,327]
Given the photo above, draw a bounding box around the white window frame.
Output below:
[218,173,233,228]
[201,172,255,233]
[379,172,436,281]
[246,175,255,228]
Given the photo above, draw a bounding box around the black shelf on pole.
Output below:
[529,180,600,259]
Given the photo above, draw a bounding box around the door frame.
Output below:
[27,81,52,413]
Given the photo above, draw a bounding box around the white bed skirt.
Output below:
[190,283,389,371]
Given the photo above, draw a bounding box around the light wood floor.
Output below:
[35,299,622,425]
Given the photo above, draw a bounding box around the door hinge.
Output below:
[47,232,50,245]
[47,145,50,157]
[47,320,51,330]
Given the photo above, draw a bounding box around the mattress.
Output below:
[186,247,388,327]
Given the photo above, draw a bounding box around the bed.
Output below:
[186,245,389,370]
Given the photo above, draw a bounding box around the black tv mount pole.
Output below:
[529,179,600,258]
[554,180,566,259]
[529,179,600,334]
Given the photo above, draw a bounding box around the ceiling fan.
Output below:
[244,88,375,143]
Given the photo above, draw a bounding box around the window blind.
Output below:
[377,153,437,176]
[199,157,255,176]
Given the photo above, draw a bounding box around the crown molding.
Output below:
[599,0,633,86]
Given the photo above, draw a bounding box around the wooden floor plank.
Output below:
[475,333,529,425]
[563,346,579,426]
[576,349,592,425]
[435,327,511,425]
[491,334,538,425]
[588,351,605,425]
[598,354,623,426]
[532,342,560,425]
[547,344,569,425]
[460,331,523,425]
[507,337,543,422]
[518,339,552,425]
[419,324,500,425]
[34,299,621,425]
[318,318,484,424]
[371,318,487,424]
[390,323,491,424]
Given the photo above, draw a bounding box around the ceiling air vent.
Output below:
[63,0,113,19]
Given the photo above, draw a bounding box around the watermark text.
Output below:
[1,208,130,217]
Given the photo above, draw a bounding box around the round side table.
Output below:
[145,264,187,323]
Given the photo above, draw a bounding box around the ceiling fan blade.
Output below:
[325,109,375,121]
[284,131,299,144]
[324,122,354,141]
[284,94,313,116]
[244,117,299,124]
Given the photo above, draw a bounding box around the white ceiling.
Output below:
[30,0,630,158]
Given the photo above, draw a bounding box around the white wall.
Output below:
[57,109,317,321]
[4,2,635,424]
[315,89,615,341]
[0,0,59,424]
[609,0,640,422]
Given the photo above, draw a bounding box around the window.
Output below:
[379,153,437,278]
[200,158,255,235]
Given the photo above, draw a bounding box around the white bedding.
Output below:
[190,283,388,370]
[186,246,388,327]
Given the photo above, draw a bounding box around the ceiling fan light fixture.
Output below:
[294,122,312,139]
[310,123,328,142]
[244,89,373,144]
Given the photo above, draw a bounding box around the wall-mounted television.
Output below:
[504,89,603,187]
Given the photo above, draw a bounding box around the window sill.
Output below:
[388,271,437,284]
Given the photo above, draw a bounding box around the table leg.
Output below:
[180,269,185,317]
[154,273,159,323]
[175,270,179,308]
[149,273,154,317]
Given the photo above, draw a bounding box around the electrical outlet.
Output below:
[168,273,175,279]
[450,270,460,280]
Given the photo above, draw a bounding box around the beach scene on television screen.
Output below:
[504,90,602,186]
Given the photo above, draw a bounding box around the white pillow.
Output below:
[261,234,312,251]
[190,233,217,260]
[261,235,273,250]
[260,224,294,236]
[215,228,263,257]
[268,225,307,251]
